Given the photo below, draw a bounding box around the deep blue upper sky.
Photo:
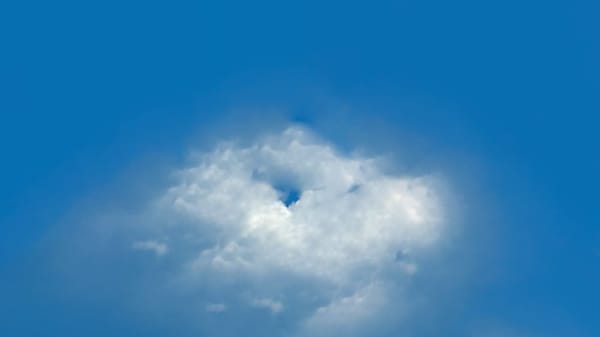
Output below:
[1,1,598,336]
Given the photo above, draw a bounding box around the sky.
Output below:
[1,1,599,336]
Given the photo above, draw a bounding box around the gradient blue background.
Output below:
[1,1,598,336]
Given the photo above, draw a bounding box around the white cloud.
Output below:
[150,126,446,333]
[132,240,168,257]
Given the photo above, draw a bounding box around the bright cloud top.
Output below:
[152,126,446,333]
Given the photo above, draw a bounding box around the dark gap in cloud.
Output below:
[395,250,406,261]
[283,189,301,207]
[274,184,302,207]
[251,168,303,207]
[347,184,361,193]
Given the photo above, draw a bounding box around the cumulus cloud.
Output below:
[134,126,447,335]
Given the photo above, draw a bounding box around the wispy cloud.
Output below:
[251,297,284,314]
[205,302,227,313]
[132,240,168,257]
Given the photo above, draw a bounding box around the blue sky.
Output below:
[1,1,598,336]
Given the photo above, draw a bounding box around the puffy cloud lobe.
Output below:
[153,126,445,334]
